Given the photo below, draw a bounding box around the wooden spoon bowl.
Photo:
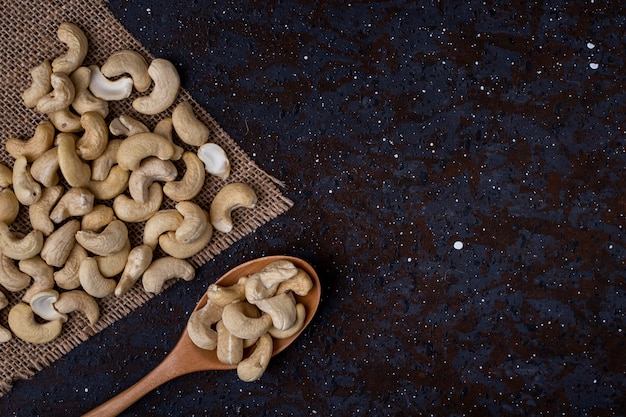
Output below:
[83,255,321,417]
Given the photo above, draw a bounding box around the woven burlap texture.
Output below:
[0,0,293,397]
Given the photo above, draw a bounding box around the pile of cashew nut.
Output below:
[187,260,313,382]
[0,22,259,345]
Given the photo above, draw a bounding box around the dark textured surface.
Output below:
[1,1,625,416]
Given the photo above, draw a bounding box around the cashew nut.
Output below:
[54,289,100,325]
[276,268,314,297]
[209,182,257,233]
[0,222,44,261]
[40,219,80,267]
[115,244,153,297]
[48,108,83,133]
[95,238,131,277]
[79,257,116,298]
[109,114,149,137]
[75,219,128,256]
[187,301,222,350]
[19,256,54,303]
[142,209,183,250]
[31,147,60,187]
[132,58,180,115]
[69,66,109,117]
[36,72,76,114]
[0,189,20,225]
[29,185,63,236]
[116,132,176,171]
[8,302,63,344]
[142,257,195,293]
[0,253,31,292]
[12,156,42,206]
[113,182,163,223]
[197,143,230,180]
[57,133,91,187]
[216,320,244,365]
[221,301,272,340]
[163,151,205,202]
[174,201,209,244]
[172,102,209,146]
[76,111,108,160]
[6,120,55,162]
[158,215,213,259]
[81,205,115,232]
[54,243,87,290]
[101,50,152,92]
[22,60,52,108]
[91,139,122,181]
[206,278,247,307]
[128,157,177,203]
[268,303,306,339]
[86,165,130,200]
[50,187,94,224]
[250,292,297,331]
[153,117,184,160]
[52,22,88,74]
[88,65,133,101]
[0,163,13,188]
[236,334,273,382]
[30,289,68,322]
[248,260,298,289]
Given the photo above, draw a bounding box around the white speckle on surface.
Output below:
[589,62,599,70]
[454,241,464,250]
[587,42,595,49]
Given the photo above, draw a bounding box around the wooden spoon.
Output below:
[82,255,321,417]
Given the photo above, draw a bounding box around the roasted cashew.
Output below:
[116,132,176,171]
[50,187,94,224]
[128,157,177,203]
[0,222,44,261]
[163,151,205,202]
[172,102,209,146]
[69,66,109,117]
[12,156,42,206]
[76,111,108,160]
[115,244,153,297]
[79,257,116,298]
[19,256,54,303]
[101,50,152,92]
[52,22,88,74]
[142,257,195,293]
[8,302,63,344]
[86,165,130,200]
[113,182,163,223]
[88,65,133,101]
[209,182,257,233]
[132,58,180,115]
[40,219,80,267]
[54,243,87,290]
[36,72,76,114]
[57,133,91,187]
[31,147,60,187]
[197,143,230,180]
[142,209,183,250]
[23,60,52,108]
[6,120,55,162]
[75,219,128,256]
[54,289,100,325]
[0,189,20,225]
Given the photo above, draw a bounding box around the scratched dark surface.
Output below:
[1,1,625,416]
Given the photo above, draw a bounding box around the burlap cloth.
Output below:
[0,0,293,397]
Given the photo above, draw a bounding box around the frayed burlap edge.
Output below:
[0,0,293,397]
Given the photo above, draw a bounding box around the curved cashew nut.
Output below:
[158,216,213,259]
[128,158,177,203]
[50,187,94,224]
[23,60,52,108]
[276,268,314,296]
[163,151,205,202]
[187,301,223,350]
[52,22,88,74]
[75,219,128,256]
[86,165,130,200]
[116,132,176,171]
[113,182,163,223]
[95,238,131,277]
[57,133,91,187]
[172,102,209,146]
[8,302,63,344]
[54,289,100,325]
[250,292,297,331]
[209,182,257,233]
[216,320,244,365]
[236,333,273,382]
[0,163,13,188]
[0,189,20,225]
[249,260,298,289]
[0,253,31,292]
[132,58,180,115]
[40,219,80,267]
[30,289,68,322]
[6,120,55,162]
[142,209,183,250]
[268,303,306,339]
[175,201,209,244]
[79,257,116,298]
[91,139,122,181]
[76,111,108,160]
[197,143,231,180]
[12,156,42,206]
[109,114,149,137]
[36,72,76,114]
[221,301,272,339]
[142,257,195,293]
[31,147,60,187]
[29,186,63,236]
[88,65,133,101]
[19,256,54,303]
[115,244,153,297]
[153,117,184,160]
[81,205,116,232]
[54,243,87,290]
[48,108,83,133]
[0,222,44,261]
[69,66,109,117]
[206,278,247,307]
[101,50,152,92]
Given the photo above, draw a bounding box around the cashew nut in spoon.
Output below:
[86,165,130,200]
[0,253,31,292]
[250,292,297,331]
[19,255,54,303]
[91,139,122,181]
[57,132,91,187]
[197,143,231,180]
[76,111,108,160]
[236,333,273,382]
[116,132,176,171]
[95,239,131,277]
[216,320,244,365]
[248,259,299,289]
[205,278,247,307]
[209,182,257,233]
[128,157,177,204]
[75,219,129,256]
[113,182,163,223]
[221,301,273,340]
[141,257,195,294]
[30,186,66,235]
[6,120,55,162]
[172,101,209,146]
[12,156,42,206]
[31,147,60,187]
[186,301,223,350]
[268,303,307,339]
[69,66,109,117]
[8,302,63,344]
[36,72,76,114]
[132,58,180,115]
[115,244,153,297]
[30,289,68,322]
[101,49,152,92]
[275,268,314,296]
[0,221,44,261]
[109,114,149,137]
[49,187,94,224]
[0,189,20,225]
[54,243,87,290]
[48,107,83,133]
[54,289,100,325]
[40,219,80,267]
[88,65,133,101]
[142,209,183,250]
[79,257,116,298]
[163,151,205,202]
[51,22,88,74]
[22,60,52,108]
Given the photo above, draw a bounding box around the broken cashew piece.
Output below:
[163,151,205,202]
[116,133,176,171]
[79,257,116,298]
[88,65,133,101]
[115,244,153,296]
[0,222,44,261]
[132,58,180,115]
[197,143,231,180]
[113,182,163,223]
[75,219,128,256]
[81,205,116,232]
[8,302,63,344]
[23,60,52,108]
[172,102,209,146]
[6,120,55,162]
[236,333,273,382]
[54,290,100,325]
[12,156,42,206]
[142,257,195,293]
[209,182,257,233]
[101,50,152,92]
[52,22,88,74]
[30,289,68,322]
